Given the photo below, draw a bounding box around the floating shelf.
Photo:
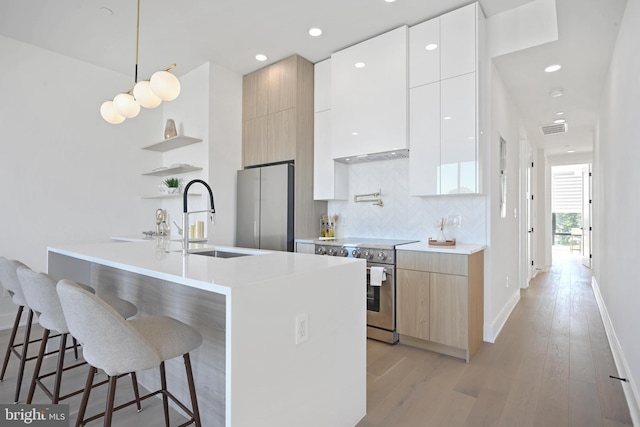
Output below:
[142,165,203,177]
[142,136,203,152]
[141,193,202,200]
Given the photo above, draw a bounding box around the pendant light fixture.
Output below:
[100,0,181,124]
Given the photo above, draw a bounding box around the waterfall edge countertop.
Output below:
[396,241,486,255]
[47,239,362,295]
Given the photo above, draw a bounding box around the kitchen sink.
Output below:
[191,249,253,259]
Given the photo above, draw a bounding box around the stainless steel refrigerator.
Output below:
[236,162,294,252]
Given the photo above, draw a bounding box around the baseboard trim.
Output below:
[484,290,520,344]
[591,276,640,427]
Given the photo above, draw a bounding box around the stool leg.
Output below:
[72,338,79,360]
[104,375,118,427]
[27,329,50,404]
[130,372,142,412]
[160,362,170,427]
[52,333,68,404]
[14,308,34,403]
[0,305,23,381]
[184,353,202,427]
[76,367,96,427]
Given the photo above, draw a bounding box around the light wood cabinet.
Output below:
[330,26,408,159]
[396,249,484,362]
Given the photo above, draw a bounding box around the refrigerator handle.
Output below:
[254,220,259,247]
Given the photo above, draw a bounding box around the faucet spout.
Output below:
[182,179,216,255]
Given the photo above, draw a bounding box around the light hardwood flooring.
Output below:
[0,248,633,426]
[357,248,633,427]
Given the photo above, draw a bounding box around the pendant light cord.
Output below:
[135,0,140,83]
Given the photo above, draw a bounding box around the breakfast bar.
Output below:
[46,240,366,427]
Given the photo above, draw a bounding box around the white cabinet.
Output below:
[330,26,408,160]
[313,59,348,201]
[409,3,482,196]
[409,17,440,88]
[441,3,477,80]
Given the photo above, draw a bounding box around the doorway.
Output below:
[551,164,592,266]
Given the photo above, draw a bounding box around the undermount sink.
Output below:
[191,249,253,259]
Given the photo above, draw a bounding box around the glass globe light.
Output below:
[100,101,126,124]
[133,80,162,108]
[113,93,140,118]
[150,71,181,101]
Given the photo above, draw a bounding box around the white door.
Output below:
[582,165,592,268]
[527,161,534,281]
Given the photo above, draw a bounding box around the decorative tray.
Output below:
[428,238,456,247]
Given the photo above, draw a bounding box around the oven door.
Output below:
[366,263,395,332]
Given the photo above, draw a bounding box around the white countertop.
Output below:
[48,240,362,295]
[396,241,486,255]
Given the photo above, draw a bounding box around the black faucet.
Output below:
[182,179,216,255]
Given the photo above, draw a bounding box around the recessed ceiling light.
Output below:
[425,44,438,51]
[352,132,359,135]
[550,89,564,98]
[556,111,565,115]
[255,54,267,61]
[443,116,452,120]
[384,0,397,3]
[545,64,562,73]
[355,62,366,68]
[567,149,575,153]
[554,118,566,124]
[308,28,322,37]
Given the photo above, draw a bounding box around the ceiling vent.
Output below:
[540,122,568,135]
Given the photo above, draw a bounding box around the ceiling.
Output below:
[0,0,628,155]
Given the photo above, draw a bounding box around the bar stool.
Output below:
[16,266,139,405]
[57,279,203,427]
[0,257,39,403]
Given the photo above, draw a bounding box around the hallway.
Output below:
[357,249,633,426]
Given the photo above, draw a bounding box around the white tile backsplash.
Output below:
[327,158,487,244]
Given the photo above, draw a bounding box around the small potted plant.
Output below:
[163,177,180,194]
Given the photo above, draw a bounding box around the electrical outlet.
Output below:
[295,312,308,344]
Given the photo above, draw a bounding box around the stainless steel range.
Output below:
[314,237,417,344]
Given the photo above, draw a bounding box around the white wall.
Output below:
[483,63,526,342]
[593,0,640,421]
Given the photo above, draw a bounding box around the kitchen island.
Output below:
[47,240,366,427]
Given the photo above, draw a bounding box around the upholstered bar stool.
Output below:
[0,257,39,403]
[57,279,203,427]
[16,266,139,405]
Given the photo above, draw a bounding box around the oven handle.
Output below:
[366,266,389,273]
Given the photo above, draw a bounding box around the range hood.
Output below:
[334,149,409,165]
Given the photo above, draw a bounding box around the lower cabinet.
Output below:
[295,241,315,254]
[397,250,484,362]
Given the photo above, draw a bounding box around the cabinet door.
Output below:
[397,269,430,340]
[331,26,408,159]
[268,56,297,113]
[295,242,316,254]
[430,272,468,349]
[409,82,440,196]
[409,17,440,89]
[440,72,477,194]
[314,110,348,200]
[242,67,269,121]
[267,108,296,163]
[243,116,268,167]
[314,59,331,113]
[440,3,476,80]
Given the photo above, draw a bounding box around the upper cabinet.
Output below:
[409,3,483,196]
[330,26,408,160]
[314,59,331,113]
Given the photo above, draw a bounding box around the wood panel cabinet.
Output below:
[396,249,484,362]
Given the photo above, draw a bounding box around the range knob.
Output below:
[315,247,326,255]
[327,248,337,256]
[364,251,373,260]
[352,249,361,258]
[377,251,388,261]
[339,248,349,257]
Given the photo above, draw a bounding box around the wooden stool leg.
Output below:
[104,375,118,427]
[130,372,142,412]
[160,362,170,427]
[14,308,34,403]
[0,306,23,381]
[184,353,202,427]
[52,333,68,403]
[27,329,50,403]
[73,337,79,360]
[76,366,96,427]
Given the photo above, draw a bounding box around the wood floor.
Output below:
[0,248,633,426]
[357,248,633,427]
